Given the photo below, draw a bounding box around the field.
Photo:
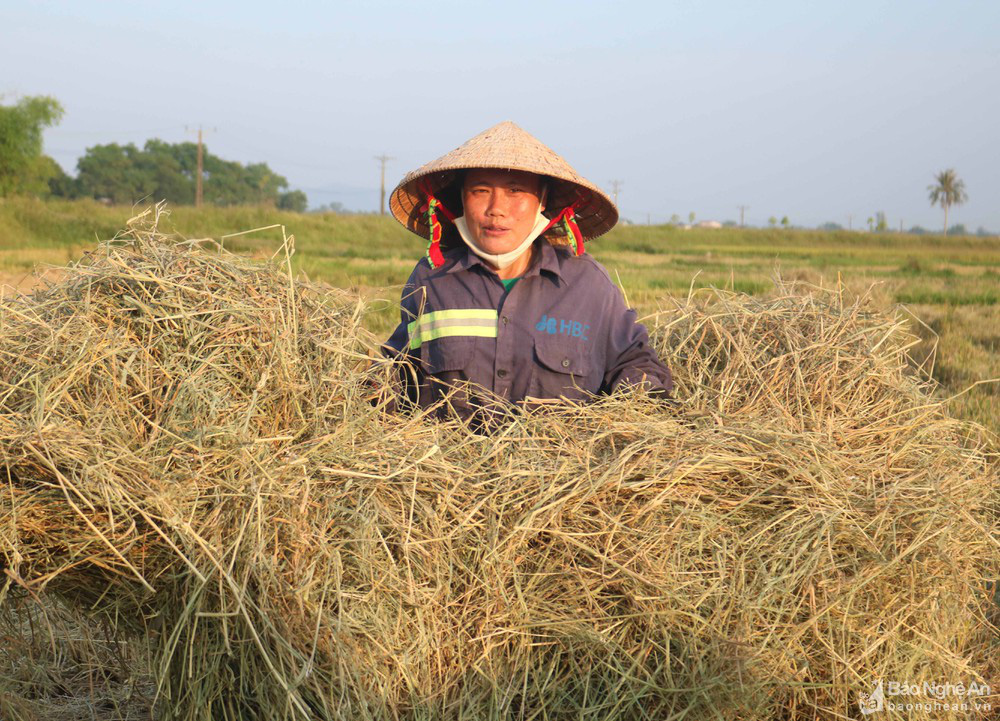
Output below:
[1,197,998,432]
[1,198,997,720]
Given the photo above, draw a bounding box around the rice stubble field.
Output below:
[2,198,997,431]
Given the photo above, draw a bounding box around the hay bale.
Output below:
[1,207,997,720]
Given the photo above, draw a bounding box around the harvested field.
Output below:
[1,207,998,720]
[4,198,999,430]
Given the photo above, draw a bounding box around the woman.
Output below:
[383,121,671,420]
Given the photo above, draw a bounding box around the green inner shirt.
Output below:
[501,277,520,292]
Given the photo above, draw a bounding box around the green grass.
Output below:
[1,196,998,430]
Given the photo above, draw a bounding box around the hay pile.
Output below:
[1,209,997,720]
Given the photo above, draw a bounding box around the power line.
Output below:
[212,136,348,171]
[46,126,185,138]
[296,185,378,196]
[374,154,395,215]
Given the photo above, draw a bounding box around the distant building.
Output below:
[695,220,722,229]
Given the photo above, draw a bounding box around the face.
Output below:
[461,169,545,255]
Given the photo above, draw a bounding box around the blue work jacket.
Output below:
[382,240,672,418]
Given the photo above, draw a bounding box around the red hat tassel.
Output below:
[542,204,585,257]
[562,206,585,257]
[424,197,447,269]
[419,179,456,270]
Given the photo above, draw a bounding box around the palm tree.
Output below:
[928,169,968,235]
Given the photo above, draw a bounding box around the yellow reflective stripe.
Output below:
[407,308,499,350]
[407,308,497,333]
[416,308,497,324]
[408,316,496,335]
[410,325,497,349]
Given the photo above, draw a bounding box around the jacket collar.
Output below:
[445,240,564,281]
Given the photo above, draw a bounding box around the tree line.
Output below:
[2,95,977,228]
[0,95,308,211]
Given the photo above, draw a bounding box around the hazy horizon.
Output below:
[4,0,998,231]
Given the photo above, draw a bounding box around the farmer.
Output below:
[382,121,672,421]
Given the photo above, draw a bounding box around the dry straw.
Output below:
[1,206,997,720]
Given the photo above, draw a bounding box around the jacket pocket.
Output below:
[529,334,595,399]
[419,337,475,375]
[416,337,484,417]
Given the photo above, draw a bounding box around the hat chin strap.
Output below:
[453,209,551,271]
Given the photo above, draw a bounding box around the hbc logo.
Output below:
[535,315,589,341]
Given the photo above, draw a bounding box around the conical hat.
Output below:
[390,121,618,243]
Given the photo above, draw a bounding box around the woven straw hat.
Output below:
[390,121,619,244]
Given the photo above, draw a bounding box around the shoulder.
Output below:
[556,250,621,294]
[405,246,469,284]
[405,256,433,285]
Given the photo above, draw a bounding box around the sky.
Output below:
[4,0,999,230]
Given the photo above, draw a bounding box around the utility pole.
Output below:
[196,128,204,208]
[375,154,394,215]
[737,205,749,227]
[186,126,214,208]
[847,214,853,231]
[609,179,623,207]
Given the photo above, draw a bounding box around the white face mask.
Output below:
[454,187,550,271]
